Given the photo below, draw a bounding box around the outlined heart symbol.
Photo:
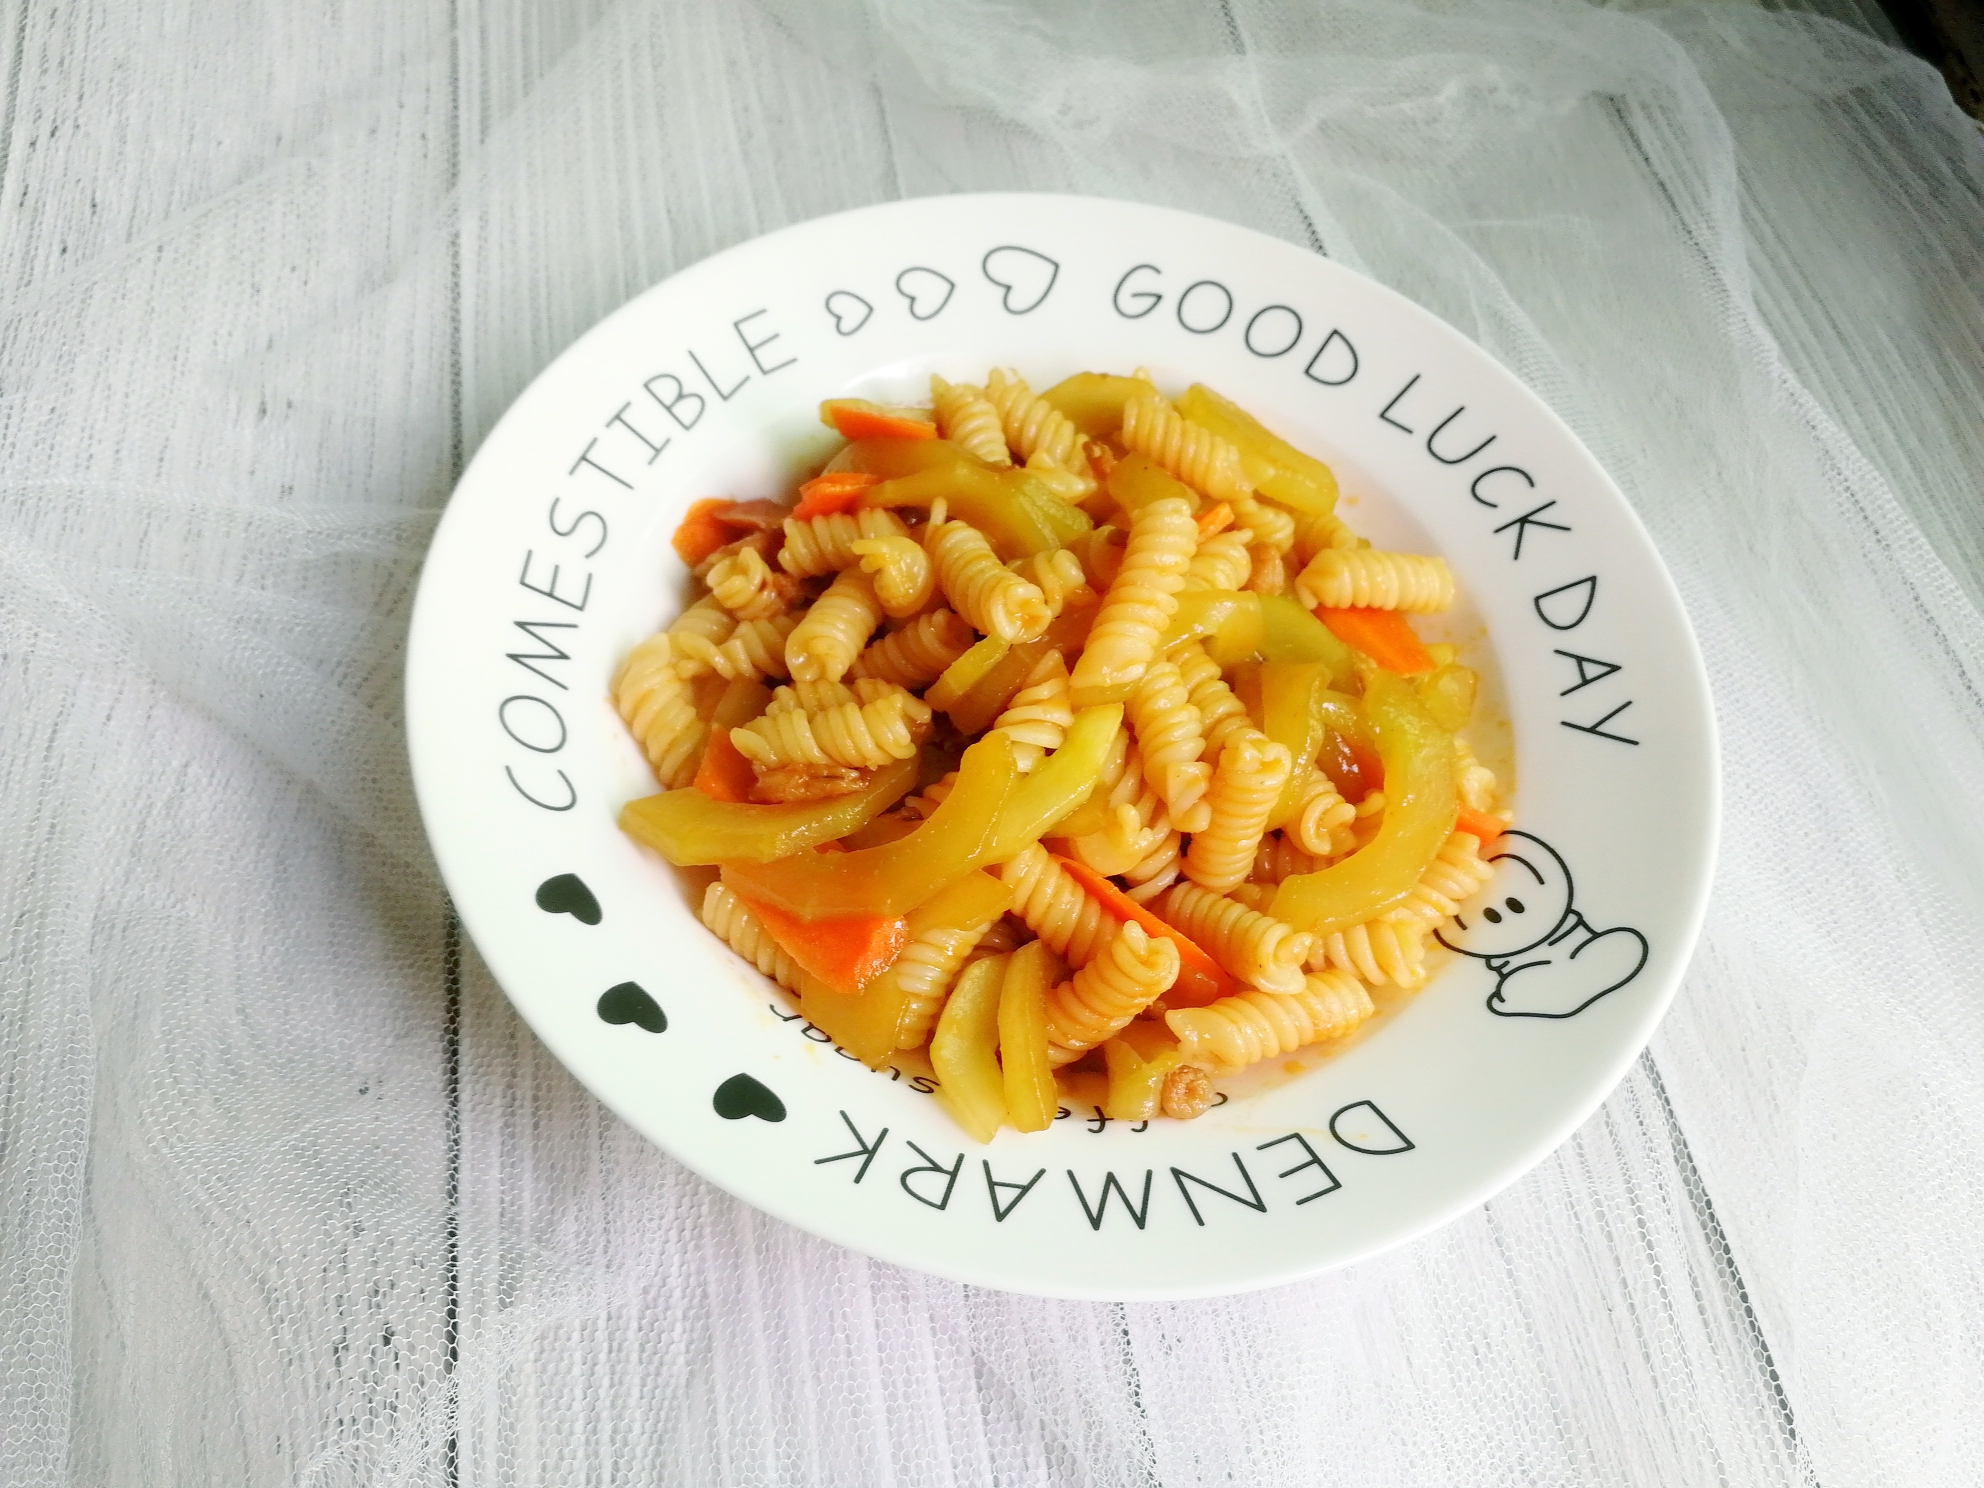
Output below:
[534,873,601,925]
[894,266,955,321]
[981,245,1059,314]
[823,289,872,336]
[712,1073,786,1123]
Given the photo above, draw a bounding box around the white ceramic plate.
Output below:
[407,194,1717,1299]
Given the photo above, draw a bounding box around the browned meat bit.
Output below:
[1159,1064,1214,1120]
[749,763,869,803]
[712,498,790,532]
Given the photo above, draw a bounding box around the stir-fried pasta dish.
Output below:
[616,370,1510,1139]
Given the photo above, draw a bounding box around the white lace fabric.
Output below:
[3,2,1981,1483]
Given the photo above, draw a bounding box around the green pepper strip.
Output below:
[1269,674,1457,936]
[618,757,916,866]
[866,466,1091,558]
[1159,590,1256,652]
[1258,662,1332,824]
[1175,384,1340,514]
[718,733,1017,921]
[977,705,1125,864]
[1258,593,1356,677]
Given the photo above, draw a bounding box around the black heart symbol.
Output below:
[981,245,1059,315]
[713,1073,786,1123]
[823,289,872,337]
[597,981,666,1033]
[535,873,601,925]
[894,266,955,321]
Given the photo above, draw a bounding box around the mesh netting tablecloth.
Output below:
[3,2,1982,1483]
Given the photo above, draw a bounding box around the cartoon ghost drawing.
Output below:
[1434,830,1648,1019]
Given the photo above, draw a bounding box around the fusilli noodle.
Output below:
[732,684,931,769]
[847,608,975,687]
[785,568,881,682]
[704,613,800,682]
[929,375,1012,466]
[664,595,735,677]
[1164,973,1374,1070]
[780,507,910,578]
[985,367,1089,476]
[1120,394,1251,505]
[990,651,1073,771]
[1000,844,1114,966]
[1296,548,1455,612]
[927,518,1051,642]
[1129,658,1213,832]
[1185,730,1291,893]
[1172,640,1253,760]
[878,914,1004,1052]
[614,632,705,788]
[1154,881,1313,994]
[706,545,791,621]
[849,533,936,618]
[1010,548,1094,617]
[1069,495,1196,701]
[1043,921,1181,1065]
[701,882,802,990]
[1179,529,1251,592]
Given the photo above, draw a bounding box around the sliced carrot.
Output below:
[692,727,756,804]
[1051,854,1238,1008]
[1195,502,1234,540]
[793,470,880,521]
[731,886,906,995]
[820,398,939,443]
[671,497,735,566]
[1455,805,1507,844]
[1316,607,1436,676]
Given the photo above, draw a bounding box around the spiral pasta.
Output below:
[990,651,1073,771]
[1291,508,1360,567]
[780,506,911,578]
[1069,495,1196,701]
[1155,881,1313,994]
[1179,530,1252,593]
[1022,456,1094,501]
[1011,548,1094,617]
[1389,830,1496,930]
[701,883,802,991]
[1164,973,1374,1070]
[847,608,975,687]
[1043,921,1181,1065]
[1296,548,1455,612]
[929,375,1012,466]
[1252,833,1323,883]
[1120,394,1251,505]
[1129,658,1213,832]
[704,612,800,682]
[926,518,1051,643]
[1230,493,1295,555]
[875,913,1004,1052]
[1061,730,1173,878]
[1000,844,1114,966]
[849,533,936,618]
[1185,730,1291,893]
[664,595,736,677]
[706,545,791,621]
[732,684,932,769]
[984,367,1089,477]
[1288,775,1356,858]
[1313,916,1429,988]
[785,568,881,682]
[614,632,705,788]
[1171,640,1253,761]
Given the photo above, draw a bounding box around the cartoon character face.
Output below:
[1435,830,1575,959]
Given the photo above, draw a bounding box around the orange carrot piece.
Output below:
[1455,805,1507,844]
[793,470,881,521]
[733,888,907,995]
[692,727,757,804]
[1316,607,1436,675]
[1051,854,1238,1008]
[821,398,939,443]
[672,498,735,566]
[1195,502,1234,539]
